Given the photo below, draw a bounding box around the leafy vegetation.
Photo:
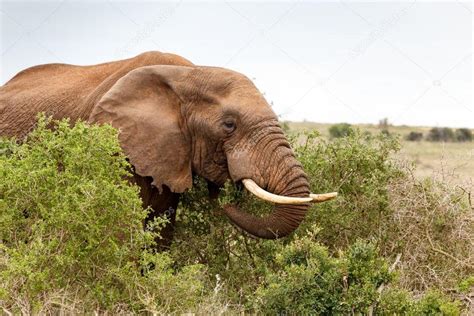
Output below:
[427,127,456,142]
[0,116,208,313]
[455,128,473,142]
[426,127,473,143]
[328,123,353,139]
[330,124,472,143]
[406,131,424,141]
[1,117,472,314]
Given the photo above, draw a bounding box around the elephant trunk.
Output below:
[224,130,312,239]
[223,186,310,239]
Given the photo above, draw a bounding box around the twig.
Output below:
[457,186,472,209]
[389,253,403,273]
[1,306,13,316]
[426,228,465,266]
[243,235,257,269]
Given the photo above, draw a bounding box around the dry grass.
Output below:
[399,141,474,183]
[388,171,473,289]
[288,121,474,183]
[385,169,474,310]
[288,121,474,309]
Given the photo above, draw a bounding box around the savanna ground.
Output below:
[1,116,473,314]
[288,122,474,184]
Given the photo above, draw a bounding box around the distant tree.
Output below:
[329,123,353,139]
[378,118,390,130]
[426,127,455,142]
[455,128,472,142]
[405,131,423,142]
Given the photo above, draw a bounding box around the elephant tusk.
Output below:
[242,179,338,205]
[310,192,338,203]
[242,179,313,204]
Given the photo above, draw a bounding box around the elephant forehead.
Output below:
[224,93,277,118]
[196,67,257,93]
[193,66,277,118]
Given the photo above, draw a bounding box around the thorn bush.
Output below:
[0,116,470,314]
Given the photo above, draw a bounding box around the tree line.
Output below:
[406,127,473,142]
[327,122,473,142]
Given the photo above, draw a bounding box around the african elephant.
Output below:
[0,51,336,241]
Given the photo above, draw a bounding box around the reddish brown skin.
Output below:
[0,51,311,243]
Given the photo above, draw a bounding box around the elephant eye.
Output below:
[223,120,236,133]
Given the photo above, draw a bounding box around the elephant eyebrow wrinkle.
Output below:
[215,79,234,93]
[201,94,219,105]
[222,108,239,117]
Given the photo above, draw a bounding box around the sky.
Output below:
[1,0,473,127]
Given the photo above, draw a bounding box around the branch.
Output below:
[426,228,465,266]
[1,307,13,316]
[457,186,473,210]
[368,253,402,316]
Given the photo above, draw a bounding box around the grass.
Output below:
[287,121,474,183]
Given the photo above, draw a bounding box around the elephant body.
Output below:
[1,51,331,243]
[0,52,193,139]
[1,52,193,244]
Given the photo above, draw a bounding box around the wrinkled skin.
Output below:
[0,51,311,243]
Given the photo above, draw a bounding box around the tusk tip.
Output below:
[310,192,338,203]
[242,179,338,205]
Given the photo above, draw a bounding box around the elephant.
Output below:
[0,51,336,242]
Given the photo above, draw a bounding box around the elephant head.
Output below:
[90,65,336,239]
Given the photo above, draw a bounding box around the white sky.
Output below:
[1,0,473,127]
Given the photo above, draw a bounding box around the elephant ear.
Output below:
[89,65,195,193]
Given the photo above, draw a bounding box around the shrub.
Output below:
[0,116,208,314]
[175,129,471,312]
[378,118,390,130]
[254,237,391,314]
[427,127,455,142]
[385,176,474,292]
[380,128,391,136]
[406,131,423,141]
[294,131,473,292]
[1,116,471,313]
[378,288,461,315]
[328,123,353,139]
[254,232,461,315]
[377,288,414,314]
[411,290,461,315]
[293,130,402,249]
[455,128,473,142]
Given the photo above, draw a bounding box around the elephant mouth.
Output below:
[238,178,338,205]
[223,178,338,239]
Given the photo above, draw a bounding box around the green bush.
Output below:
[0,116,208,313]
[412,291,461,316]
[174,129,470,313]
[254,232,461,315]
[1,116,471,314]
[328,123,353,139]
[455,128,473,142]
[254,236,391,314]
[378,288,461,315]
[427,127,455,142]
[406,131,423,141]
[294,130,402,249]
[425,127,472,142]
